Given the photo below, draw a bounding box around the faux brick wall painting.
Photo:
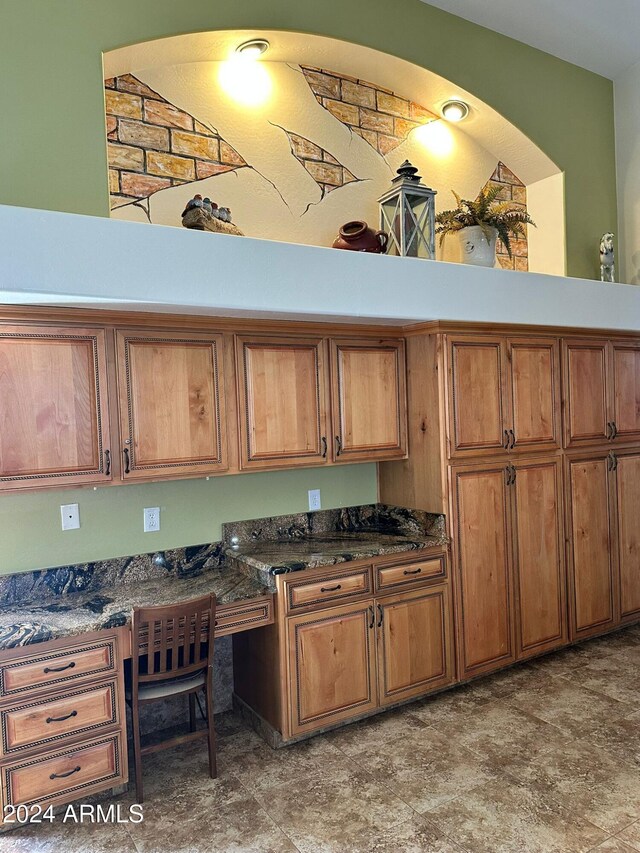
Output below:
[484,163,529,271]
[106,75,246,211]
[301,66,438,156]
[285,131,357,197]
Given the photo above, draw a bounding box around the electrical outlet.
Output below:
[143,507,161,533]
[60,504,80,531]
[308,489,321,512]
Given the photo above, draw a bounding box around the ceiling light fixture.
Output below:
[236,39,270,59]
[441,100,469,122]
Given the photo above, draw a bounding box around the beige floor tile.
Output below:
[584,711,640,769]
[325,704,432,755]
[616,820,640,850]
[0,820,137,853]
[350,725,500,813]
[591,837,640,852]
[558,655,640,708]
[427,777,607,853]
[506,677,634,738]
[408,682,496,726]
[515,737,640,834]
[252,764,415,853]
[432,702,569,773]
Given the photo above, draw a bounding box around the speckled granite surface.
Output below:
[223,504,447,590]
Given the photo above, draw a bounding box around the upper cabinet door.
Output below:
[330,338,407,462]
[236,335,329,469]
[0,325,111,490]
[447,336,509,457]
[507,338,560,453]
[611,342,640,443]
[563,339,610,447]
[116,331,228,479]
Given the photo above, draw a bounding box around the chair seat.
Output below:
[127,670,205,701]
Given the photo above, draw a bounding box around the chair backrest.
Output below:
[131,593,216,685]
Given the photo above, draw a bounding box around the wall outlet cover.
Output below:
[308,489,321,512]
[60,503,80,531]
[143,507,161,533]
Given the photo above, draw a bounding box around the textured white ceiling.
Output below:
[420,0,640,79]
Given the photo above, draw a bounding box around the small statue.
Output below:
[181,194,243,235]
[600,232,615,282]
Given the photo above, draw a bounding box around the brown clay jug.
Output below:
[332,220,388,253]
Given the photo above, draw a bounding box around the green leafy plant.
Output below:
[435,185,535,258]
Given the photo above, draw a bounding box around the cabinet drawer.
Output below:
[285,568,372,614]
[0,639,117,699]
[214,597,274,637]
[2,733,124,809]
[375,556,446,592]
[1,680,119,756]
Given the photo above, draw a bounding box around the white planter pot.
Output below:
[458,225,498,267]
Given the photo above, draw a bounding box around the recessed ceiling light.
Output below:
[236,39,270,59]
[442,100,469,122]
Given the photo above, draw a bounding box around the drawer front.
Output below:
[0,640,116,699]
[285,568,372,614]
[2,733,124,808]
[214,597,274,637]
[375,556,446,593]
[2,681,119,756]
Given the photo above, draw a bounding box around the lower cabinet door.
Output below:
[512,459,567,658]
[287,601,377,737]
[566,454,617,639]
[613,449,640,621]
[451,463,516,678]
[376,585,454,707]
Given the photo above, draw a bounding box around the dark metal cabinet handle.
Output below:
[104,449,111,476]
[123,447,130,474]
[505,466,511,486]
[377,604,384,628]
[46,710,78,724]
[335,436,343,457]
[50,766,81,781]
[612,453,618,471]
[403,568,422,576]
[368,605,375,629]
[321,436,327,458]
[320,584,341,593]
[509,430,516,450]
[43,661,76,674]
[503,430,510,450]
[606,422,613,440]
[612,422,618,440]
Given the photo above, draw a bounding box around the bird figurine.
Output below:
[218,207,232,223]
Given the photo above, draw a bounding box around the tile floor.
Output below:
[4,624,640,853]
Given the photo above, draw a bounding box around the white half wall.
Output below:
[615,58,640,285]
[1,205,639,331]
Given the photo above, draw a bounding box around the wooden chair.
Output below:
[127,594,217,802]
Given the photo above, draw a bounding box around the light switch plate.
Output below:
[308,489,321,512]
[60,504,80,531]
[144,507,161,533]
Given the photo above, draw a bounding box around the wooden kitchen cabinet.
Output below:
[376,584,453,706]
[611,448,640,622]
[566,452,617,638]
[330,338,407,462]
[450,462,515,677]
[115,331,228,478]
[446,334,559,458]
[287,600,377,736]
[0,324,112,490]
[563,339,640,447]
[236,335,330,470]
[511,458,567,657]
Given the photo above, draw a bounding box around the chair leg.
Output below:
[189,693,196,733]
[205,676,217,779]
[131,697,144,804]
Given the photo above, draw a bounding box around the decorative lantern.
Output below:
[378,160,437,259]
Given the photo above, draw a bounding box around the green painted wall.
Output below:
[1,465,377,574]
[0,0,616,280]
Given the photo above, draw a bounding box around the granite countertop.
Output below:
[226,530,446,590]
[0,567,268,651]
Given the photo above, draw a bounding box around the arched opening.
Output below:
[104,30,565,275]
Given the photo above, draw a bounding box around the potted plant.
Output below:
[435,186,535,267]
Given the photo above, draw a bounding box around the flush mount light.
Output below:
[236,39,270,59]
[441,100,469,122]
